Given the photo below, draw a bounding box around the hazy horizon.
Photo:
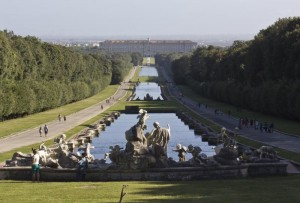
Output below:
[1,0,299,40]
[40,33,254,41]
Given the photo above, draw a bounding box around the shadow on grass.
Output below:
[128,176,300,203]
[79,124,92,128]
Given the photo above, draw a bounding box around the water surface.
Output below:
[139,66,158,77]
[133,82,163,100]
[90,113,215,161]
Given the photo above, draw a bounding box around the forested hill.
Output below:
[0,31,139,120]
[156,17,300,120]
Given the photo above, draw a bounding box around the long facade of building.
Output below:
[99,40,197,55]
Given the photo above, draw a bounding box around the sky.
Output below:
[0,0,299,39]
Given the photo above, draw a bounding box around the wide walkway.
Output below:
[0,67,136,154]
[160,67,300,154]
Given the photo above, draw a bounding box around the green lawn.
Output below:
[142,57,155,66]
[0,176,300,202]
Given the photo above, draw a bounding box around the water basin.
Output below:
[133,82,163,100]
[139,66,158,77]
[90,113,215,162]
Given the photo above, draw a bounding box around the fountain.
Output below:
[1,109,287,181]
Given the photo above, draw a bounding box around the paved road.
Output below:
[160,67,300,154]
[0,67,136,154]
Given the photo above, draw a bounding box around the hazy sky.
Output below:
[0,0,299,38]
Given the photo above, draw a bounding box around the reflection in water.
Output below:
[90,113,215,161]
[139,66,158,76]
[133,82,163,100]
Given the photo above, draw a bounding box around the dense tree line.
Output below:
[110,53,133,84]
[130,52,143,66]
[75,47,143,82]
[0,31,134,120]
[155,17,300,120]
[76,46,143,67]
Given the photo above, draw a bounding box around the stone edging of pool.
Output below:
[0,163,287,181]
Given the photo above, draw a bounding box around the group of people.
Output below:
[38,125,49,137]
[105,96,114,104]
[197,103,275,134]
[58,114,67,122]
[238,117,274,133]
[38,114,68,137]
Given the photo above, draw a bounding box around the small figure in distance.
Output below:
[77,153,88,181]
[44,124,48,137]
[63,115,66,122]
[58,113,62,122]
[32,149,40,182]
[39,126,43,137]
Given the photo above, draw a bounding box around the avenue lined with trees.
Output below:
[0,30,142,121]
[156,17,300,121]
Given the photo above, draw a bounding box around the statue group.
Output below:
[108,112,279,169]
[107,109,234,169]
[109,109,171,169]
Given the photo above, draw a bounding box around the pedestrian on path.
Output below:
[44,124,48,137]
[101,105,103,110]
[58,113,62,122]
[39,126,43,137]
[63,115,67,122]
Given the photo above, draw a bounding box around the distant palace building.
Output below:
[99,39,197,56]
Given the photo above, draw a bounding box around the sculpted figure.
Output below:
[187,144,208,165]
[219,127,235,147]
[173,144,187,162]
[248,146,278,163]
[147,122,170,157]
[124,109,149,160]
[136,109,150,130]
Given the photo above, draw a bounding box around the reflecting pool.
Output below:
[133,82,163,100]
[139,66,158,77]
[90,113,215,162]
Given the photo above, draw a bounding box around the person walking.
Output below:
[63,115,66,122]
[44,124,48,137]
[58,114,62,122]
[38,126,43,137]
[32,149,40,182]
